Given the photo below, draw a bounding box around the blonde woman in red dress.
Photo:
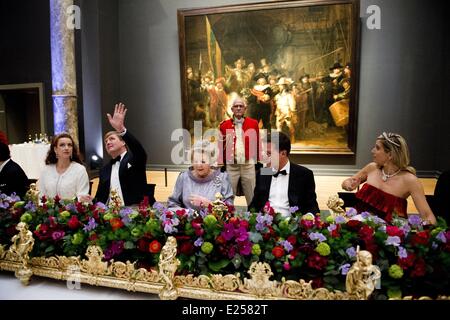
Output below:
[341,132,436,225]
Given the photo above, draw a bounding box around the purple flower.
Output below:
[281,240,293,253]
[221,223,235,241]
[8,193,21,202]
[119,207,133,217]
[335,215,346,224]
[408,215,422,226]
[309,232,326,242]
[436,231,447,243]
[378,225,387,233]
[227,246,236,259]
[24,201,36,213]
[235,226,249,242]
[152,202,165,211]
[238,240,252,256]
[51,230,65,241]
[400,224,411,235]
[110,240,124,255]
[398,246,408,259]
[95,202,108,211]
[360,211,371,219]
[289,206,299,213]
[339,263,351,275]
[346,207,357,218]
[83,217,97,232]
[432,242,439,250]
[104,248,113,260]
[163,223,175,234]
[0,201,9,209]
[327,224,337,233]
[255,222,265,232]
[194,237,203,247]
[385,236,401,247]
[346,247,356,258]
[372,216,386,225]
[199,208,208,218]
[65,203,77,212]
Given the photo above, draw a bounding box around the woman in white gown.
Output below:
[38,133,90,201]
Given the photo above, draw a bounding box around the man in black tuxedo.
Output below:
[0,142,29,198]
[94,103,148,206]
[249,132,319,216]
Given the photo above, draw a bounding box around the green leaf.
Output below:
[208,259,230,272]
[45,245,55,254]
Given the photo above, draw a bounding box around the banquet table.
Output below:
[9,142,50,180]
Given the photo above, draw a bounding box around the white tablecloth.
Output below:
[9,143,50,179]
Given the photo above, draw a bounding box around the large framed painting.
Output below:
[178,0,360,154]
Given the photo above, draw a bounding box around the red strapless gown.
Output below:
[355,183,408,221]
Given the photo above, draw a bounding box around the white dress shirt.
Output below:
[38,162,89,200]
[268,161,291,217]
[109,150,127,206]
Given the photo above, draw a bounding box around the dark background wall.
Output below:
[1,0,448,175]
[0,0,53,135]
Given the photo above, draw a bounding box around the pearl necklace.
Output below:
[381,168,401,182]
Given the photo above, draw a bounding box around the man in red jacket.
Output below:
[219,96,259,207]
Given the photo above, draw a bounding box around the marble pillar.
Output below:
[50,0,79,146]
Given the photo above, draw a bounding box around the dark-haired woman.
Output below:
[38,133,89,200]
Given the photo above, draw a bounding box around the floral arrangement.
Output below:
[1,192,449,299]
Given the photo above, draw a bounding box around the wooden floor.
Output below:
[90,171,437,213]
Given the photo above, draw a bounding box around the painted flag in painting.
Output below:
[205,16,224,77]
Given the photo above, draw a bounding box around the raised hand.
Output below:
[107,102,127,132]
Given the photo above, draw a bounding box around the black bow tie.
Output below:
[111,156,121,164]
[273,169,287,177]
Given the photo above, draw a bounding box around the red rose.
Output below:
[191,218,203,229]
[229,217,239,226]
[410,258,426,277]
[386,225,404,238]
[149,240,162,253]
[272,246,285,259]
[88,233,98,242]
[346,220,362,230]
[306,253,328,271]
[215,235,226,245]
[300,219,314,229]
[75,202,85,214]
[194,228,204,236]
[110,218,124,231]
[176,209,186,219]
[411,231,430,246]
[287,235,297,245]
[398,252,416,269]
[67,216,81,229]
[178,241,194,255]
[137,238,150,252]
[314,216,325,229]
[364,240,379,260]
[358,225,374,241]
[239,220,249,229]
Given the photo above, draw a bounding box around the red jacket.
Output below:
[219,117,260,164]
